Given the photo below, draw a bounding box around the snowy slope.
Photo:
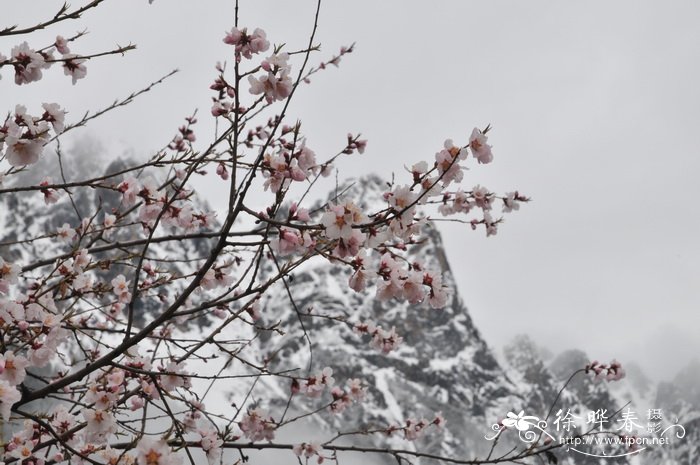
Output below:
[3,159,696,464]
[248,175,525,460]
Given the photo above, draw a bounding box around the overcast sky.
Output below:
[4,0,699,381]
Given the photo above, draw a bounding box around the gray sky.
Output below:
[4,0,699,381]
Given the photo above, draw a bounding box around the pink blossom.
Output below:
[130,396,145,411]
[297,145,318,172]
[261,52,290,72]
[241,300,259,321]
[198,427,223,465]
[215,162,230,181]
[118,176,141,205]
[347,378,366,401]
[271,227,304,256]
[606,359,626,381]
[330,378,366,414]
[402,270,426,304]
[111,274,132,303]
[139,202,162,227]
[28,345,53,367]
[223,27,269,59]
[376,256,404,301]
[51,405,76,435]
[483,211,498,237]
[296,207,312,222]
[469,127,493,164]
[433,412,446,428]
[8,438,34,462]
[403,417,430,440]
[435,147,464,186]
[303,367,335,398]
[83,409,117,441]
[140,380,160,400]
[0,352,28,386]
[424,271,449,308]
[471,185,491,210]
[11,42,45,85]
[411,160,429,182]
[62,54,87,84]
[72,272,94,292]
[57,223,76,243]
[40,177,60,204]
[136,438,181,465]
[349,267,373,293]
[41,102,66,133]
[444,138,468,160]
[4,134,44,166]
[321,202,365,240]
[344,133,368,154]
[211,100,231,117]
[107,369,125,389]
[200,264,234,290]
[330,386,353,414]
[377,276,403,301]
[248,69,293,103]
[333,228,364,258]
[369,326,403,354]
[293,442,325,462]
[103,214,117,229]
[503,191,522,213]
[160,361,190,391]
[85,384,118,410]
[0,380,20,420]
[585,359,626,382]
[28,327,67,367]
[239,408,276,442]
[386,185,419,211]
[0,257,20,294]
[72,248,90,271]
[55,35,70,54]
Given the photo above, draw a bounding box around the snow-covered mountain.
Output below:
[2,158,696,464]
[253,174,526,460]
[503,335,699,465]
[0,147,217,327]
[252,175,698,464]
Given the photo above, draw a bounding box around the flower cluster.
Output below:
[223,27,269,59]
[292,366,335,398]
[342,133,368,155]
[3,34,89,86]
[0,9,536,465]
[321,201,368,257]
[1,104,65,166]
[262,141,319,192]
[200,263,235,291]
[293,442,328,464]
[329,378,367,414]
[197,426,224,465]
[585,359,626,382]
[136,438,182,465]
[384,413,446,441]
[239,408,277,442]
[0,257,20,294]
[354,320,404,354]
[117,173,216,231]
[249,52,293,103]
[372,254,449,308]
[9,42,50,85]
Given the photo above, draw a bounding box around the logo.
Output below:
[486,408,686,459]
